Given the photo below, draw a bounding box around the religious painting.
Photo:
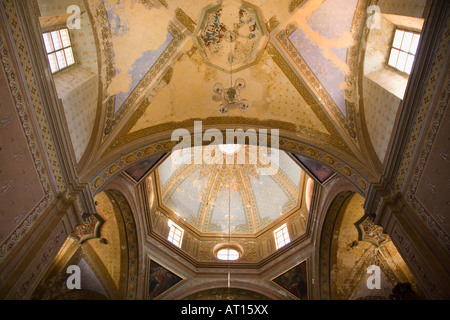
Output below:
[291,153,335,184]
[272,260,309,300]
[147,259,183,300]
[124,153,166,183]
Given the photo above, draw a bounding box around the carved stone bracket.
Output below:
[355,215,390,247]
[69,214,103,244]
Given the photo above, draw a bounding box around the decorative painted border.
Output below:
[1,0,65,192]
[277,24,349,124]
[105,109,347,155]
[266,16,280,34]
[276,0,365,143]
[318,191,353,300]
[393,17,450,250]
[7,222,67,299]
[266,42,354,152]
[394,18,450,193]
[176,7,196,33]
[90,133,369,199]
[0,6,57,260]
[289,0,305,13]
[106,189,139,300]
[406,75,450,250]
[97,0,186,138]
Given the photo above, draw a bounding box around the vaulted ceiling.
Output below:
[69,0,382,193]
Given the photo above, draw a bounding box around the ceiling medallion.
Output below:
[196,0,268,73]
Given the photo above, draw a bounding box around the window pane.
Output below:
[51,31,63,50]
[47,53,59,73]
[401,31,414,52]
[388,48,399,67]
[59,29,72,48]
[42,33,54,53]
[167,221,183,248]
[217,249,240,261]
[274,224,290,249]
[410,34,421,55]
[64,48,75,66]
[392,30,404,49]
[396,51,408,72]
[55,50,67,69]
[404,54,415,74]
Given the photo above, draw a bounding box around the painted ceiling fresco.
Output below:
[282,0,359,118]
[156,145,302,234]
[103,0,179,114]
[196,0,268,72]
[95,0,364,155]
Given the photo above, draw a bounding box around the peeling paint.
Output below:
[283,0,356,75]
[105,0,173,96]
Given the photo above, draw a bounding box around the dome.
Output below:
[156,144,303,234]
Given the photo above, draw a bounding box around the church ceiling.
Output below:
[155,145,303,234]
[89,0,366,161]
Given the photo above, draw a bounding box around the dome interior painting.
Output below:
[156,144,303,234]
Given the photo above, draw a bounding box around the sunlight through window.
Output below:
[388,29,421,75]
[216,248,240,261]
[274,223,290,250]
[168,220,184,248]
[43,28,75,73]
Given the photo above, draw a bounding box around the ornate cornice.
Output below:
[89,131,370,197]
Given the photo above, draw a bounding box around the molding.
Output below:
[318,190,354,300]
[87,130,372,200]
[8,0,98,219]
[366,0,449,225]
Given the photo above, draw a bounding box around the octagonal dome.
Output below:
[195,0,269,73]
[156,144,303,234]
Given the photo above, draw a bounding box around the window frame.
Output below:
[387,28,421,76]
[274,223,290,250]
[216,248,241,261]
[42,27,76,74]
[167,220,184,248]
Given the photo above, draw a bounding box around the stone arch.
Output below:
[86,129,373,198]
[31,189,139,300]
[318,191,419,300]
[101,189,139,299]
